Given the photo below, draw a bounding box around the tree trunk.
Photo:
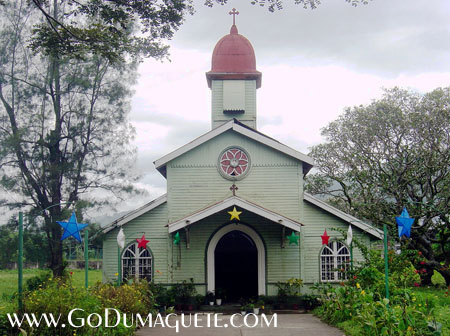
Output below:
[46,206,65,277]
[49,220,64,277]
[47,0,65,278]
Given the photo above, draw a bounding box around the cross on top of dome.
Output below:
[229,8,239,25]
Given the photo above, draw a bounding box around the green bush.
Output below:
[21,278,112,335]
[313,249,445,336]
[168,278,197,304]
[275,278,303,303]
[4,277,156,335]
[149,283,174,311]
[0,305,15,336]
[91,280,155,316]
[314,284,441,335]
[345,250,420,300]
[25,271,52,292]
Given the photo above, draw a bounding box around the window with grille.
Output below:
[320,241,350,282]
[122,242,152,282]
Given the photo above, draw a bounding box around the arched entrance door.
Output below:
[207,224,266,297]
[215,231,258,300]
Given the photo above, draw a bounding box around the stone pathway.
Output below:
[135,313,345,336]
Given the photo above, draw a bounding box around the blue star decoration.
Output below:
[395,207,414,238]
[57,212,88,243]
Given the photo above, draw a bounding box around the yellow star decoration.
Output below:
[228,207,242,221]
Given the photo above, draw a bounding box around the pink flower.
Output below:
[414,282,420,287]
[420,261,425,265]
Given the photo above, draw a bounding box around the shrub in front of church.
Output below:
[315,283,442,335]
[168,278,197,309]
[313,251,444,336]
[21,277,136,335]
[348,250,420,297]
[91,280,155,316]
[275,278,303,308]
[149,283,176,312]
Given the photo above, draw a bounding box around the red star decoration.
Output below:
[136,234,149,249]
[321,229,330,245]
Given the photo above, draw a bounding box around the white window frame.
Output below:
[121,242,153,282]
[320,240,350,282]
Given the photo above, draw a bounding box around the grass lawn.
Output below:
[0,268,102,309]
[414,286,450,335]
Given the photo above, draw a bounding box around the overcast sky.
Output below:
[125,0,450,213]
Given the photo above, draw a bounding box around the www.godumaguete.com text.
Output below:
[8,310,278,332]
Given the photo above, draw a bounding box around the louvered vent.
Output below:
[223,80,245,113]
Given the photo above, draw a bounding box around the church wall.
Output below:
[167,130,303,224]
[169,209,301,296]
[211,80,257,129]
[102,202,169,284]
[101,197,380,297]
[301,201,377,287]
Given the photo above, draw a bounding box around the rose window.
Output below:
[219,148,250,179]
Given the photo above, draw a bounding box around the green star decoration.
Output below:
[173,232,180,245]
[287,232,299,245]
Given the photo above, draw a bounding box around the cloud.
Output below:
[173,0,450,76]
[116,0,450,214]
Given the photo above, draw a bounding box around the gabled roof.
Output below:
[102,194,167,234]
[303,193,383,239]
[168,195,304,233]
[154,119,314,177]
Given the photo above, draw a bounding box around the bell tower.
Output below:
[206,9,262,129]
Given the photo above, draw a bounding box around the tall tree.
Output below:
[0,0,190,276]
[22,0,193,62]
[306,87,450,285]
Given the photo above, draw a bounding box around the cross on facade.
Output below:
[229,8,239,25]
[230,184,238,196]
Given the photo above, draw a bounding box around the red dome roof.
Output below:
[206,25,262,88]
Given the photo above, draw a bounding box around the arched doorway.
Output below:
[207,224,266,297]
[215,231,258,300]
